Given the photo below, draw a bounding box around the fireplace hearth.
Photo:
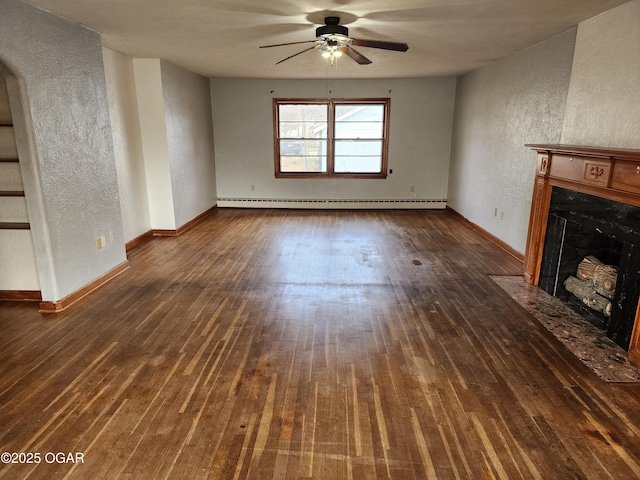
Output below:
[524,144,640,365]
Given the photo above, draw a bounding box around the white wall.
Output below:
[211,78,456,203]
[0,75,10,124]
[161,61,217,228]
[0,77,39,290]
[103,48,151,243]
[0,231,39,290]
[130,59,216,232]
[133,59,176,230]
[561,0,640,148]
[448,30,577,254]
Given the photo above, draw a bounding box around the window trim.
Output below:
[273,98,390,179]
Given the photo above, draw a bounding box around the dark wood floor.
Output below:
[1,208,640,479]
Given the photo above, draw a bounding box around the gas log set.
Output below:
[564,255,617,319]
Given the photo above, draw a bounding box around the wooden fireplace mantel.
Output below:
[523,144,640,365]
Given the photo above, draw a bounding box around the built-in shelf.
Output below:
[0,222,30,230]
[0,191,25,197]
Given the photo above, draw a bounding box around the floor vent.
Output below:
[217,198,447,209]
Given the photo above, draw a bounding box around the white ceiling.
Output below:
[24,0,630,79]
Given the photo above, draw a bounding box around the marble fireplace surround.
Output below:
[524,144,640,366]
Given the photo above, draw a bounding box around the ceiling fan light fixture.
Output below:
[260,15,408,66]
[322,40,343,64]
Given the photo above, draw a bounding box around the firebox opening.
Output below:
[539,187,640,350]
[540,214,621,329]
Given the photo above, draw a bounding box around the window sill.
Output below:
[275,172,388,179]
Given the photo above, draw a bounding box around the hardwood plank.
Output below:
[1,209,640,479]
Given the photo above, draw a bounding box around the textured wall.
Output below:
[0,0,126,301]
[161,61,216,228]
[103,48,150,243]
[561,0,640,148]
[210,78,456,202]
[448,30,576,254]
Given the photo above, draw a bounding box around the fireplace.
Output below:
[538,187,640,347]
[523,144,640,365]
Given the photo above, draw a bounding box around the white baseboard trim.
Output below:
[216,198,447,209]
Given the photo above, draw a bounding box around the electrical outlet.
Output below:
[96,238,102,250]
[410,186,415,193]
[494,208,498,217]
[109,231,114,244]
[100,235,106,248]
[250,185,255,192]
[500,211,504,220]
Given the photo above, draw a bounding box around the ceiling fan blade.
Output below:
[275,44,320,65]
[260,40,317,48]
[340,45,372,65]
[350,38,409,52]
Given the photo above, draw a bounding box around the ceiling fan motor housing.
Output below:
[316,16,349,39]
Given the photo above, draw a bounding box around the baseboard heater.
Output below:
[217,198,447,209]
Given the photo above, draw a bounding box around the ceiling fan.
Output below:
[260,16,409,65]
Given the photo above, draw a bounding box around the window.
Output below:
[274,99,390,178]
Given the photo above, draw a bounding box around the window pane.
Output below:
[279,104,327,138]
[280,139,327,173]
[334,140,382,173]
[274,99,388,178]
[334,156,382,173]
[335,104,384,139]
[280,155,327,173]
[334,140,382,156]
